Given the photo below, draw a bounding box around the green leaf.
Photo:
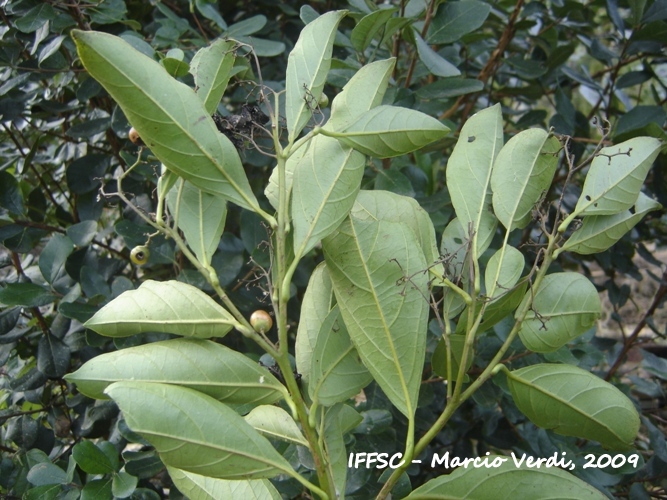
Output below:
[233,36,286,57]
[447,104,502,255]
[105,382,294,479]
[407,456,606,499]
[64,338,284,408]
[325,58,395,132]
[0,171,25,215]
[66,154,109,194]
[27,462,68,486]
[37,335,70,378]
[39,234,75,284]
[71,30,261,213]
[167,467,281,500]
[491,130,560,231]
[225,15,266,37]
[517,272,601,353]
[80,477,112,500]
[84,280,237,338]
[24,484,63,500]
[14,4,56,33]
[432,334,471,381]
[571,137,662,217]
[167,179,227,266]
[416,78,484,99]
[292,135,365,257]
[243,406,308,446]
[427,0,492,44]
[323,217,429,417]
[323,404,362,496]
[327,105,450,158]
[161,55,190,78]
[112,471,138,499]
[351,8,398,52]
[413,30,461,77]
[66,220,98,247]
[295,262,336,382]
[190,39,236,115]
[309,305,373,406]
[484,246,524,299]
[285,10,347,141]
[504,363,640,450]
[72,441,115,475]
[560,192,662,255]
[352,190,442,275]
[0,283,56,307]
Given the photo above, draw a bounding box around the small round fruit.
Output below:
[250,310,273,333]
[318,92,329,108]
[130,245,150,266]
[128,127,143,145]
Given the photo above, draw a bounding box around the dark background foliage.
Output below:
[1,0,666,498]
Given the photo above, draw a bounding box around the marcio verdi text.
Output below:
[348,452,575,470]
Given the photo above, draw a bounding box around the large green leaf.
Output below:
[167,467,281,500]
[427,0,492,44]
[505,364,640,450]
[64,338,284,408]
[285,10,347,141]
[291,135,365,258]
[325,105,450,158]
[38,234,75,284]
[484,246,524,299]
[105,382,294,479]
[325,58,395,132]
[189,39,236,114]
[413,29,461,77]
[0,282,56,307]
[407,457,605,499]
[352,190,441,269]
[71,30,260,213]
[309,305,373,406]
[167,178,227,266]
[323,404,362,496]
[560,192,662,255]
[518,272,601,353]
[350,8,398,52]
[84,280,237,338]
[447,104,502,253]
[323,217,429,417]
[491,130,560,231]
[572,136,661,217]
[295,262,336,382]
[243,406,307,447]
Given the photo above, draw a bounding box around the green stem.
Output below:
[270,93,336,499]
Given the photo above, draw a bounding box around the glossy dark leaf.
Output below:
[428,0,491,44]
[0,283,56,307]
[0,171,25,215]
[37,335,71,378]
[72,441,116,475]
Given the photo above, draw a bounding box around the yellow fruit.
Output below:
[128,127,143,145]
[130,245,150,266]
[250,310,273,333]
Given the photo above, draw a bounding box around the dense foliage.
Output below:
[1,1,666,499]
